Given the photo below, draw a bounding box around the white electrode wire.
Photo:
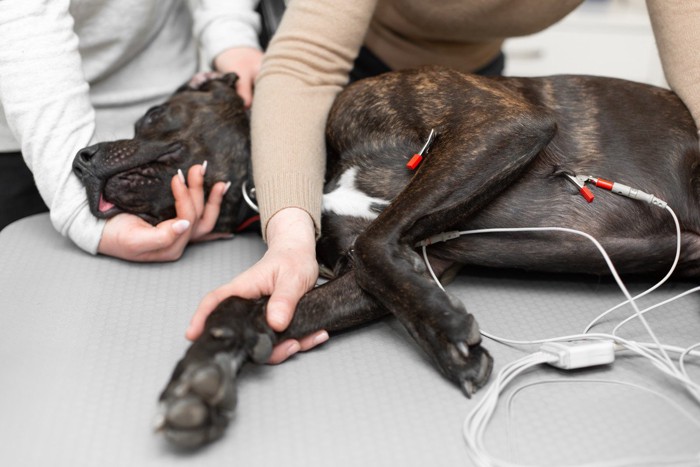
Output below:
[583,205,681,334]
[417,206,700,465]
[678,342,700,379]
[421,225,700,399]
[501,379,700,467]
[461,342,700,467]
[421,225,676,369]
[612,285,700,336]
[463,352,555,467]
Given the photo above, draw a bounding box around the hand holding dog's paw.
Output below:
[97,164,228,262]
[186,208,327,363]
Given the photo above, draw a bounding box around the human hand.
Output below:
[186,207,328,363]
[97,164,230,262]
[213,46,263,107]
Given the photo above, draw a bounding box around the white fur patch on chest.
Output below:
[322,167,389,220]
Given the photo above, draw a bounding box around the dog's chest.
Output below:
[322,167,390,220]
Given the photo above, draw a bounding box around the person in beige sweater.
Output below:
[188,0,700,362]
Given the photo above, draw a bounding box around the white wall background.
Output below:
[503,0,666,87]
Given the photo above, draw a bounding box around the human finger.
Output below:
[186,267,271,340]
[186,163,206,220]
[236,75,254,108]
[267,330,329,364]
[266,268,315,332]
[192,180,230,239]
[267,339,301,365]
[98,213,191,261]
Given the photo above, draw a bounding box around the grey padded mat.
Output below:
[0,214,698,466]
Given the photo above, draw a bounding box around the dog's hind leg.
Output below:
[352,105,557,396]
[157,270,387,448]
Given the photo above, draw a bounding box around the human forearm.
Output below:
[250,0,378,239]
[647,0,700,128]
[0,0,103,252]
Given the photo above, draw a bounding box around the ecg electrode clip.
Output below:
[406,129,437,170]
[565,173,668,209]
[564,173,595,203]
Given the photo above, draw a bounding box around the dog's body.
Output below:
[74,67,700,447]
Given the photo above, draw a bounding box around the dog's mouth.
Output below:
[92,183,161,225]
[86,184,128,221]
[79,144,185,224]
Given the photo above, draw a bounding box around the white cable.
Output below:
[421,225,676,368]
[419,217,700,465]
[500,379,700,467]
[583,205,681,333]
[463,352,554,467]
[612,285,700,336]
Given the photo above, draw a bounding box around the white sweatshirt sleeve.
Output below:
[190,0,262,68]
[0,0,104,253]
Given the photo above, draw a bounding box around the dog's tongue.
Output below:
[99,194,115,213]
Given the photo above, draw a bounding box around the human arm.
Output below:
[646,0,700,128]
[0,1,230,260]
[0,0,103,252]
[190,0,263,106]
[187,207,329,363]
[187,0,379,361]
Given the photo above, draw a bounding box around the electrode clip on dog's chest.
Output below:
[406,129,437,170]
[565,172,668,209]
[564,173,595,202]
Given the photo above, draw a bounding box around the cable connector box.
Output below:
[540,341,615,370]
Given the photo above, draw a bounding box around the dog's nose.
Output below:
[77,145,99,165]
[73,145,101,181]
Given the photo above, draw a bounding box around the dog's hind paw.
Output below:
[455,346,493,398]
[406,292,493,395]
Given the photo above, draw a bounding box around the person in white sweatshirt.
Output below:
[0,0,262,260]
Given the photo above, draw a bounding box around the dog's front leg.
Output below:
[157,270,387,448]
[352,106,556,396]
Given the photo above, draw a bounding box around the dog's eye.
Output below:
[143,105,166,124]
[134,105,171,134]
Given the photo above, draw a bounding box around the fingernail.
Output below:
[313,330,329,345]
[201,160,208,176]
[177,168,186,184]
[172,219,190,234]
[222,181,232,195]
[286,341,301,357]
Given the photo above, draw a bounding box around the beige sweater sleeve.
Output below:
[251,0,378,240]
[646,0,700,129]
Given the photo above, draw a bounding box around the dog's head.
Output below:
[72,73,254,232]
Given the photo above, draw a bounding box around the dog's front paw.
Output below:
[156,297,274,448]
[156,351,243,447]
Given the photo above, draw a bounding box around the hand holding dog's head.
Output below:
[73,73,250,231]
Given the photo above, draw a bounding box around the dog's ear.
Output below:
[222,72,239,89]
[186,71,225,90]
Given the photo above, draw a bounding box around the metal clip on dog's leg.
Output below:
[406,129,437,170]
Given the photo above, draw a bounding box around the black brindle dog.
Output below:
[73,68,700,447]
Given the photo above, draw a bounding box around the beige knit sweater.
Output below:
[252,0,700,239]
